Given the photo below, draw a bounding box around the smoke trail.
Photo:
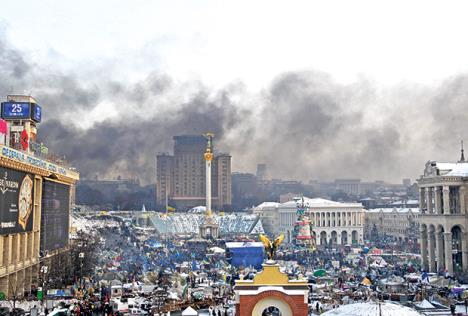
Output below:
[1,31,467,184]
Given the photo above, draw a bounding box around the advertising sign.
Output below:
[0,167,34,235]
[1,102,31,119]
[41,180,70,251]
[32,104,42,122]
[1,146,79,180]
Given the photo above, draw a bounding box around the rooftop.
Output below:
[366,207,420,214]
[254,197,363,210]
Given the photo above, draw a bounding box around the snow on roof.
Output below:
[389,200,419,205]
[149,213,264,235]
[254,202,280,209]
[255,197,362,210]
[365,208,419,214]
[225,241,264,248]
[322,302,421,316]
[281,197,362,208]
[436,162,468,176]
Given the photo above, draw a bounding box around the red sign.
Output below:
[20,129,29,150]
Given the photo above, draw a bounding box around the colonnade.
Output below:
[316,229,360,246]
[420,224,468,274]
[314,211,362,228]
[419,185,466,214]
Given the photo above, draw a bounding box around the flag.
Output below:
[0,119,7,145]
[0,119,7,135]
[422,272,429,284]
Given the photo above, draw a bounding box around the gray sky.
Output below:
[1,0,468,183]
[4,0,468,90]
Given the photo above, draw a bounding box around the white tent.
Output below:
[322,302,421,316]
[416,300,435,309]
[210,246,225,254]
[182,306,198,315]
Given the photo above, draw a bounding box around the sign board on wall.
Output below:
[0,167,34,235]
[41,180,70,251]
[0,145,79,180]
[1,102,31,120]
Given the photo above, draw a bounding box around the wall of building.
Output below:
[254,198,365,245]
[365,208,420,241]
[0,156,78,298]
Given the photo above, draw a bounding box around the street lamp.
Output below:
[79,252,85,289]
[39,266,48,314]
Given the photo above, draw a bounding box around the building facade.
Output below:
[234,263,309,316]
[231,172,258,210]
[365,208,420,241]
[418,159,468,275]
[253,197,364,245]
[156,135,231,210]
[0,95,79,298]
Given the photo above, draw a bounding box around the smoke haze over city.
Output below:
[1,1,468,184]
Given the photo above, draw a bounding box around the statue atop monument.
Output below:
[259,233,284,261]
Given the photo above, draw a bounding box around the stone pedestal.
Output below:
[199,216,219,239]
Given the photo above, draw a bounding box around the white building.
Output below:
[365,208,420,241]
[253,197,364,246]
[418,157,468,274]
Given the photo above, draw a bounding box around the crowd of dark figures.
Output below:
[3,216,468,316]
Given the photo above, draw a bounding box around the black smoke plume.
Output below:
[1,31,467,184]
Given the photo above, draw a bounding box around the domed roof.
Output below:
[322,302,421,316]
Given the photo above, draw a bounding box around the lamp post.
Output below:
[39,266,48,314]
[79,252,85,289]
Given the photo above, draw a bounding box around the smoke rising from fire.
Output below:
[1,30,467,184]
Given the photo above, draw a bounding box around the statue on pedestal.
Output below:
[259,233,284,261]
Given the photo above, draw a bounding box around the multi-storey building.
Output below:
[253,197,364,245]
[418,155,468,275]
[156,135,231,210]
[0,95,79,298]
[365,208,420,241]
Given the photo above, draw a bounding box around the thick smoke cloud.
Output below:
[1,31,467,184]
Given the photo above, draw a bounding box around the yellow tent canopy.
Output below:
[361,277,372,286]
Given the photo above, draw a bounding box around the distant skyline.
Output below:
[1,1,468,184]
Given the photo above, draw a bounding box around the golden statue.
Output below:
[259,233,284,260]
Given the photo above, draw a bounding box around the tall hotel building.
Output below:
[156,135,231,210]
[0,95,79,297]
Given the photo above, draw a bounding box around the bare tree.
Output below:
[8,276,25,310]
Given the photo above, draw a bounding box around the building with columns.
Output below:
[365,208,420,242]
[418,156,468,275]
[253,197,365,245]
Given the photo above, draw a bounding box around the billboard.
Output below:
[32,104,42,122]
[226,242,264,269]
[41,180,70,251]
[1,102,31,120]
[0,167,34,235]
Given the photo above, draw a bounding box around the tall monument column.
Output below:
[199,133,219,239]
[205,147,212,217]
